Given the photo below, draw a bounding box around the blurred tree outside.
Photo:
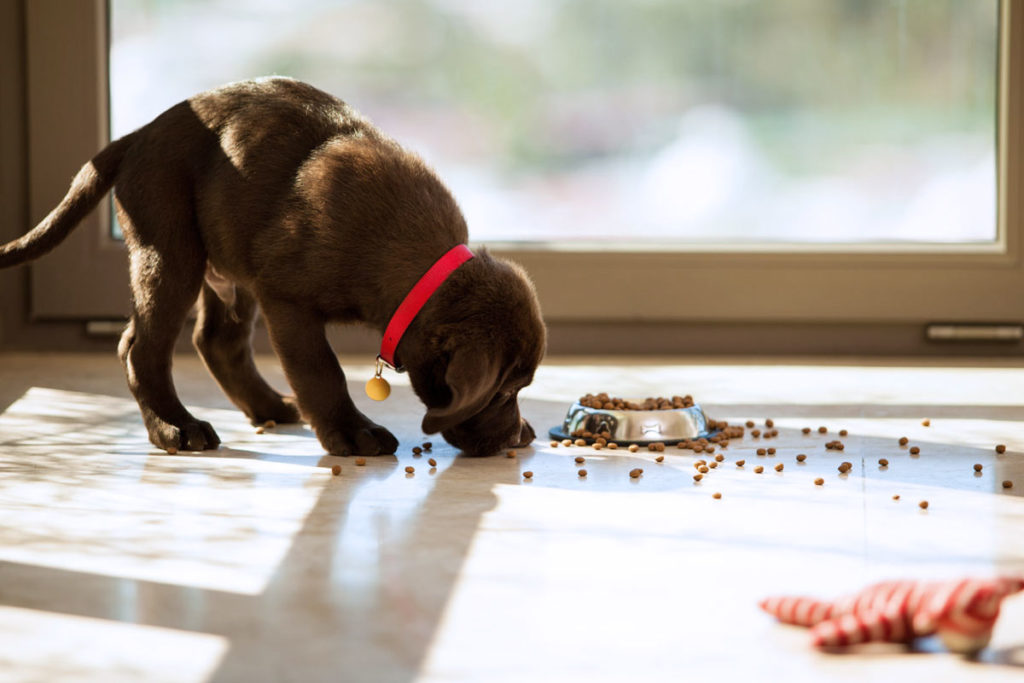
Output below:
[111,0,998,245]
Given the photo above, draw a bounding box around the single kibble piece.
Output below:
[1003,480,1013,489]
[765,419,774,428]
[899,437,909,446]
[693,473,703,482]
[708,461,718,469]
[523,471,533,479]
[878,458,888,467]
[754,465,764,474]
[745,420,755,428]
[751,429,761,438]
[550,441,559,448]
[922,419,931,427]
[996,444,1007,454]
[802,427,811,434]
[331,465,341,476]
[423,442,432,450]
[608,443,619,450]
[814,477,824,486]
[818,426,828,434]
[909,446,920,455]
[355,457,367,466]
[712,492,722,499]
[774,463,784,472]
[412,446,422,455]
[918,500,929,509]
[756,448,767,456]
[766,448,776,455]
[578,469,587,477]
[166,447,178,455]
[405,466,415,474]
[699,465,710,474]
[893,494,900,500]
[428,458,437,467]
[974,463,983,472]
[839,429,848,437]
[838,462,852,473]
[628,444,640,453]
[562,439,572,447]
[796,454,807,462]
[655,454,665,463]
[593,444,603,451]
[629,468,642,479]
[575,456,585,464]
[506,451,516,459]
[714,454,725,462]
[575,439,587,447]
[736,459,746,467]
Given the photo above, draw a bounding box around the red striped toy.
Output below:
[760,576,1024,653]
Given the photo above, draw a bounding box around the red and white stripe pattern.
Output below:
[760,576,1024,653]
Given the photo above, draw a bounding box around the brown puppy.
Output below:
[1,78,545,457]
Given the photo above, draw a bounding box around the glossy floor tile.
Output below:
[1,353,1023,682]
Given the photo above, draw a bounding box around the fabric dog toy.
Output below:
[760,576,1024,653]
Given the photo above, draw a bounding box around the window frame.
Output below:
[20,0,1024,339]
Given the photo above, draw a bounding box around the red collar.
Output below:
[378,244,474,370]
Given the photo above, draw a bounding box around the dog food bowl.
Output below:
[548,401,714,446]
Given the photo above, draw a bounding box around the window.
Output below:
[21,0,1024,353]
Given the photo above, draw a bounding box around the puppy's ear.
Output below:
[421,348,501,435]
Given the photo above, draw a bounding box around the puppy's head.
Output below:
[405,251,545,456]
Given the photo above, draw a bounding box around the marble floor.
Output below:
[0,352,1023,682]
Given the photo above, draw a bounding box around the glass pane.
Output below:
[110,0,999,246]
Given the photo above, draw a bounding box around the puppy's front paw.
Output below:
[316,422,398,457]
[147,417,221,453]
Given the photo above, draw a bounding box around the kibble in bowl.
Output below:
[550,392,742,447]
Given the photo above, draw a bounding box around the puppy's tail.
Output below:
[0,133,135,268]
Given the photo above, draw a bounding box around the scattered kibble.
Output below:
[796,454,807,462]
[774,463,784,472]
[355,457,367,466]
[756,448,767,456]
[802,427,811,434]
[331,465,341,476]
[909,446,920,455]
[412,446,422,455]
[745,420,755,428]
[693,473,703,482]
[562,439,572,447]
[839,429,848,437]
[507,451,516,459]
[922,419,931,427]
[754,466,764,474]
[899,437,909,446]
[578,469,587,477]
[405,466,415,474]
[523,471,533,479]
[818,426,828,434]
[878,458,888,467]
[766,448,776,455]
[838,462,852,473]
[550,441,559,448]
[714,454,725,462]
[423,442,432,450]
[629,468,642,479]
[974,463,983,472]
[765,419,775,428]
[593,443,603,451]
[608,443,619,450]
[628,444,640,453]
[575,456,585,464]
[712,492,722,499]
[428,458,437,467]
[708,461,718,469]
[919,500,929,509]
[814,478,824,486]
[736,460,746,467]
[575,439,587,447]
[655,455,665,463]
[751,429,761,438]
[996,444,1007,454]
[699,465,710,474]
[1003,480,1013,489]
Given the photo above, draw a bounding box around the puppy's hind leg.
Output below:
[116,217,219,452]
[192,280,301,426]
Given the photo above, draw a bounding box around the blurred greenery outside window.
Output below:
[110,0,999,247]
